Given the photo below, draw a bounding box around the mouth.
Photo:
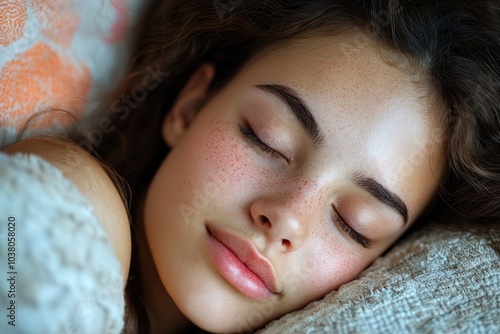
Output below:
[206,224,279,300]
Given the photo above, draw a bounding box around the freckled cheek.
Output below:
[191,123,266,195]
[298,245,368,297]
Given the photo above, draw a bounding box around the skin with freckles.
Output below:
[141,34,445,333]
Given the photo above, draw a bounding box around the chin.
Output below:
[192,315,267,334]
[174,285,275,333]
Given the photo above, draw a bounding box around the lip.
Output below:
[206,224,279,300]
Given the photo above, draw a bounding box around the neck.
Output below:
[136,222,192,333]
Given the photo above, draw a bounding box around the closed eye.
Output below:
[238,123,288,162]
[332,207,371,249]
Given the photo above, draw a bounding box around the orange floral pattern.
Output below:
[0,0,132,134]
[0,0,27,46]
[31,0,79,48]
[0,43,91,129]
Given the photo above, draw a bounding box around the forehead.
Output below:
[241,34,429,108]
[224,34,445,219]
[235,35,440,151]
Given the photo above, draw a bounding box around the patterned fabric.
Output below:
[0,0,142,146]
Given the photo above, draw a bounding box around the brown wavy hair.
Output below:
[84,0,500,332]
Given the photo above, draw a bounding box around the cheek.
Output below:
[145,119,252,228]
[291,242,370,301]
[188,120,270,197]
[201,123,246,179]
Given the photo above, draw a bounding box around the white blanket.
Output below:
[0,152,124,333]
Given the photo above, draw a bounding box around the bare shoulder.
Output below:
[3,137,131,286]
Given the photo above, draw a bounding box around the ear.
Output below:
[162,63,216,147]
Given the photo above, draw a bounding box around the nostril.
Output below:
[281,239,291,248]
[259,215,270,226]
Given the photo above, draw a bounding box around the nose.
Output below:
[249,198,306,252]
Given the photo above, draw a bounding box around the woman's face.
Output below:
[143,35,445,332]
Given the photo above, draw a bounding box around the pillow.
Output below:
[257,223,500,333]
[0,0,145,146]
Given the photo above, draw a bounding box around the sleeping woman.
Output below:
[3,0,500,333]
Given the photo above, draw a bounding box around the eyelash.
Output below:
[332,209,371,249]
[238,123,287,161]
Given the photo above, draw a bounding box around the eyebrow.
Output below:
[256,84,324,147]
[353,173,409,225]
